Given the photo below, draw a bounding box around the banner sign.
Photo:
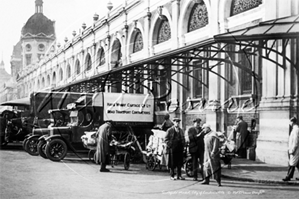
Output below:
[103,93,154,123]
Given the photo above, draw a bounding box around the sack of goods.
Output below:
[81,131,97,148]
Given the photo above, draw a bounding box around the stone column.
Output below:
[171,0,180,49]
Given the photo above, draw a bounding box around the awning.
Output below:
[215,15,299,41]
[0,97,30,106]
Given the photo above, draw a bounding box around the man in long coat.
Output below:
[165,118,185,180]
[201,123,221,186]
[283,117,299,181]
[187,118,203,181]
[234,116,249,158]
[95,121,113,172]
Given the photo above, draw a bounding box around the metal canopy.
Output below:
[0,97,30,106]
[215,15,299,41]
[54,15,298,95]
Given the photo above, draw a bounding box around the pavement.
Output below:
[221,157,299,186]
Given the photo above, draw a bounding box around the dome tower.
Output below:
[20,0,56,69]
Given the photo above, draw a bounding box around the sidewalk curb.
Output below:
[221,174,299,186]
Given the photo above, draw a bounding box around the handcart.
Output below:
[143,129,193,176]
[218,132,236,169]
[81,126,141,170]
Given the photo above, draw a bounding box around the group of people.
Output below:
[163,116,222,186]
[93,114,299,186]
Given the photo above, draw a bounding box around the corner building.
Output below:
[16,0,299,165]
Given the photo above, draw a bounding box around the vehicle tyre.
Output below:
[185,158,193,177]
[26,137,39,156]
[22,138,29,152]
[124,153,130,170]
[146,155,156,171]
[37,140,47,159]
[45,139,67,162]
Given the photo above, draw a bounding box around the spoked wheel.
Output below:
[110,154,117,168]
[185,158,193,177]
[26,137,39,156]
[124,153,130,170]
[37,140,47,159]
[22,138,29,152]
[146,155,156,171]
[45,139,67,162]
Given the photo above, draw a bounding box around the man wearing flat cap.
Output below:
[187,118,204,181]
[233,116,249,158]
[282,117,299,181]
[95,120,113,172]
[165,118,186,180]
[201,123,222,186]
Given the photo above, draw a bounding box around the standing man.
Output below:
[161,113,174,132]
[234,116,249,158]
[165,118,185,180]
[282,117,299,181]
[95,120,113,172]
[201,123,221,186]
[187,118,203,181]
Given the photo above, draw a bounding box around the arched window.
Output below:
[67,64,71,78]
[37,80,40,90]
[47,75,50,86]
[111,39,122,68]
[157,20,171,44]
[133,31,143,53]
[85,54,92,71]
[41,77,45,88]
[75,59,80,74]
[231,0,262,16]
[59,68,63,81]
[188,2,208,32]
[52,72,56,85]
[97,48,105,66]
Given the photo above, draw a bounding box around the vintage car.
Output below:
[0,97,31,146]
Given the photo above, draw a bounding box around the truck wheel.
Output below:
[124,153,130,170]
[37,140,47,159]
[185,158,193,177]
[26,137,39,156]
[45,139,67,161]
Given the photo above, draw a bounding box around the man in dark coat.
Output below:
[187,118,204,181]
[201,123,221,186]
[161,113,174,132]
[95,121,113,172]
[234,116,249,158]
[165,118,185,180]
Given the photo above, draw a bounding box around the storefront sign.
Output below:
[103,93,154,123]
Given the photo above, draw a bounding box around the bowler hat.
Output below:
[173,118,181,122]
[193,118,201,123]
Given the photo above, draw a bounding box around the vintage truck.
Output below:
[34,92,155,162]
[0,98,31,146]
[23,91,94,155]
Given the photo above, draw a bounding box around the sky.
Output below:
[0,0,121,74]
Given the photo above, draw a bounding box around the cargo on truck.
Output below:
[36,92,154,162]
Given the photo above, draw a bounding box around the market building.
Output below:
[11,0,299,166]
